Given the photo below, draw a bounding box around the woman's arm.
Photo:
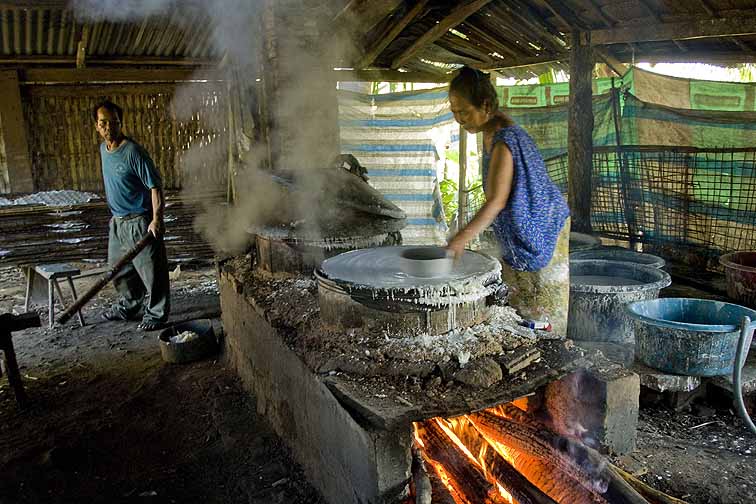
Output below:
[447,142,514,258]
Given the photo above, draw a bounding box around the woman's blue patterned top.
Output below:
[482,125,569,272]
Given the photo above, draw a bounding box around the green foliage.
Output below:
[538,69,556,84]
[446,149,460,163]
[439,178,458,224]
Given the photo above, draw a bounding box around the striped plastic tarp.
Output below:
[339,88,451,245]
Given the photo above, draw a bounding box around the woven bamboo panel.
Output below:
[21,83,228,193]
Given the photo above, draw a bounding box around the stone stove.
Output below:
[218,251,641,503]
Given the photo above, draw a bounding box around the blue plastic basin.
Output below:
[627,298,756,376]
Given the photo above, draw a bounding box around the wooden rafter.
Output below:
[491,2,565,54]
[636,0,687,51]
[355,0,428,69]
[390,0,493,69]
[540,0,590,30]
[608,50,756,64]
[693,0,752,51]
[458,22,526,59]
[334,67,450,82]
[588,16,756,45]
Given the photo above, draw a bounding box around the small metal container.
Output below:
[158,319,218,364]
[399,246,453,278]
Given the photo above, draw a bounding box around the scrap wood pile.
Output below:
[0,191,223,267]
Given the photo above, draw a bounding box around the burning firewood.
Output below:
[470,410,651,504]
[415,421,510,504]
[444,417,557,504]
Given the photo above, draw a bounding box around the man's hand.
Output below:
[148,218,164,239]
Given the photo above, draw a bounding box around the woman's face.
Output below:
[450,92,490,133]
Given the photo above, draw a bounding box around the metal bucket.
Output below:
[627,298,756,376]
[158,319,218,364]
[568,260,671,343]
[570,248,665,269]
[720,251,756,308]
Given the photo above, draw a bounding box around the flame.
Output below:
[413,418,517,504]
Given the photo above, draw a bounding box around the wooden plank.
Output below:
[567,31,594,234]
[608,50,756,64]
[540,0,590,30]
[333,68,450,82]
[334,0,403,32]
[355,0,428,69]
[0,70,34,192]
[76,23,89,68]
[20,67,224,83]
[589,16,756,45]
[391,0,494,69]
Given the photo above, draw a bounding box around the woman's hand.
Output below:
[446,233,468,260]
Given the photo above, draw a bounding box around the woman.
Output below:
[446,66,571,334]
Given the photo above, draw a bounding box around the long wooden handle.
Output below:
[57,233,155,325]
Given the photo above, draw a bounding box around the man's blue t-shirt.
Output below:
[100,138,162,217]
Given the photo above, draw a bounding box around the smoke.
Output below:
[74,0,353,254]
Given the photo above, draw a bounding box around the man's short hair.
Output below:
[93,100,123,122]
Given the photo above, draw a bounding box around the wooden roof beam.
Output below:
[588,16,756,45]
[335,67,450,82]
[540,0,590,30]
[637,0,687,51]
[692,0,752,52]
[390,0,493,69]
[458,23,527,59]
[355,0,428,69]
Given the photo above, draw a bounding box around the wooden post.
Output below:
[458,128,468,231]
[567,31,594,233]
[226,76,237,204]
[0,70,34,193]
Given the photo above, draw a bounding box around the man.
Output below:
[95,100,170,331]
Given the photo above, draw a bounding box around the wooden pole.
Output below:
[0,70,34,193]
[458,128,468,232]
[57,234,155,325]
[567,30,594,233]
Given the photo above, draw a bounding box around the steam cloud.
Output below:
[74,0,350,254]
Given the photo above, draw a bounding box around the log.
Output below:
[445,417,557,504]
[610,464,691,504]
[411,447,433,504]
[416,421,507,504]
[57,233,155,325]
[470,411,651,504]
[462,413,606,504]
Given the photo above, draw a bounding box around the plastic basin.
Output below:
[627,298,756,376]
[570,248,665,269]
[568,260,671,343]
[720,251,756,308]
[158,319,218,364]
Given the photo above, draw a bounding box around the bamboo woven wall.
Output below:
[20,83,228,193]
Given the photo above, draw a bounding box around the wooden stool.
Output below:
[24,264,85,328]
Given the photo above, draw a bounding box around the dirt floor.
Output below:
[1,264,755,504]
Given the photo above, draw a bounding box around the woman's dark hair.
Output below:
[92,100,123,122]
[449,66,499,112]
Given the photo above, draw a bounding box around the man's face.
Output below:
[95,107,121,143]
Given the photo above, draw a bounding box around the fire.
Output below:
[413,418,516,504]
[413,402,610,504]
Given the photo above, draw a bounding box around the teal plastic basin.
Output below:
[627,298,756,376]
